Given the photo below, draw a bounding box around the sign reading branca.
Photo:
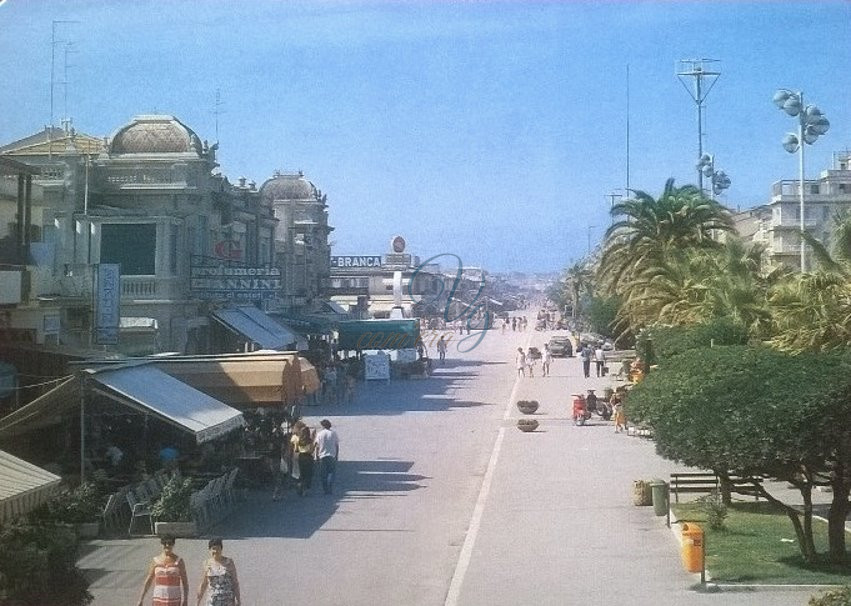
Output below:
[331,255,383,269]
[190,265,281,301]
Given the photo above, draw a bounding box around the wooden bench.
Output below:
[669,472,763,503]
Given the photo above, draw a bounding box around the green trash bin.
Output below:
[650,480,668,517]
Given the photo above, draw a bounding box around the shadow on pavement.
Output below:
[211,459,428,539]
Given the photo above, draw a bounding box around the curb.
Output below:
[667,509,847,593]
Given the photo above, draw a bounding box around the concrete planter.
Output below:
[516,419,539,432]
[516,400,539,414]
[155,521,198,538]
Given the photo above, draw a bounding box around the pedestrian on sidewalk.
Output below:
[579,343,592,378]
[525,348,536,378]
[196,538,240,606]
[315,419,340,495]
[515,347,526,378]
[512,317,517,331]
[613,398,626,433]
[291,423,315,496]
[594,345,606,377]
[137,535,189,606]
[541,344,552,377]
[437,336,447,362]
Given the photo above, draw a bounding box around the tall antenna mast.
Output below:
[213,89,226,143]
[62,42,78,129]
[50,20,79,158]
[676,58,720,193]
[626,63,630,194]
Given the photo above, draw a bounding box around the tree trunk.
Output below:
[717,472,732,506]
[827,475,850,564]
[755,482,817,564]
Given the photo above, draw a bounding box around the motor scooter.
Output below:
[586,389,612,421]
[572,394,592,426]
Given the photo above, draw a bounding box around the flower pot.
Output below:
[74,522,100,539]
[155,521,198,538]
[516,400,539,415]
[516,419,539,432]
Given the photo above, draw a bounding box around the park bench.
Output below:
[669,472,763,503]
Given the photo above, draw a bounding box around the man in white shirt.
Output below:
[541,344,552,377]
[315,419,340,495]
[594,345,606,377]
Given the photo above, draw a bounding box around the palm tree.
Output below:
[769,212,851,353]
[597,178,735,336]
[564,262,592,319]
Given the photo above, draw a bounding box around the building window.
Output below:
[811,184,819,195]
[169,224,178,274]
[100,223,156,275]
[823,206,830,221]
[840,184,847,194]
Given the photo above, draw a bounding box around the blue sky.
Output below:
[1,1,849,273]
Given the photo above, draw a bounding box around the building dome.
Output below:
[260,171,320,203]
[109,115,202,154]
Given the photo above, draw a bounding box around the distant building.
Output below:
[259,171,333,313]
[0,116,279,357]
[731,150,851,271]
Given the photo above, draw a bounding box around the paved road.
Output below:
[80,323,826,605]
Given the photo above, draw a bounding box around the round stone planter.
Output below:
[516,400,539,415]
[516,419,539,432]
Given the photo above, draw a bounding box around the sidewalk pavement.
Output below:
[448,345,833,606]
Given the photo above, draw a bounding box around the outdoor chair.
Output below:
[126,489,153,535]
[223,468,240,510]
[145,477,161,500]
[190,488,211,530]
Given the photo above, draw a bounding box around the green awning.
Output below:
[337,319,420,351]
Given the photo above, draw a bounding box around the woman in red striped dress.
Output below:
[137,535,189,606]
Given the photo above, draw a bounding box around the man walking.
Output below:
[515,347,526,378]
[315,419,340,495]
[541,343,552,377]
[579,343,592,378]
[437,336,447,363]
[594,344,606,377]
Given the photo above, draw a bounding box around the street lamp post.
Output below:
[773,89,830,272]
[696,154,731,198]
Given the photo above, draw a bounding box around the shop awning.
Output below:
[154,352,307,408]
[87,365,244,444]
[212,306,299,350]
[0,377,80,439]
[0,449,62,525]
[298,358,320,395]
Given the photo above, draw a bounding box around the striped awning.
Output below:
[0,450,62,525]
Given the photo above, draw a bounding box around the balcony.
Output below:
[771,180,833,203]
[121,276,185,300]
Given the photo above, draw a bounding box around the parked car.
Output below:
[548,337,573,357]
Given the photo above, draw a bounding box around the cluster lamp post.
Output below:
[773,89,830,272]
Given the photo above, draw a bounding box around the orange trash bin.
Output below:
[681,523,705,573]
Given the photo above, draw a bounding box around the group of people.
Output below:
[514,344,553,378]
[138,536,239,606]
[271,418,340,499]
[319,361,357,405]
[578,343,608,378]
[501,316,528,333]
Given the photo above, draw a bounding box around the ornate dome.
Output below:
[260,171,320,203]
[109,115,202,154]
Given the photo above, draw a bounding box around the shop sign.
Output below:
[190,265,281,301]
[331,255,382,268]
[43,313,60,336]
[364,353,390,381]
[93,263,121,345]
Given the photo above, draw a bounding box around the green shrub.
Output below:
[0,522,92,606]
[151,477,194,523]
[809,586,851,606]
[697,489,728,530]
[49,482,103,524]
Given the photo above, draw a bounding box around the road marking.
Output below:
[444,334,531,606]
